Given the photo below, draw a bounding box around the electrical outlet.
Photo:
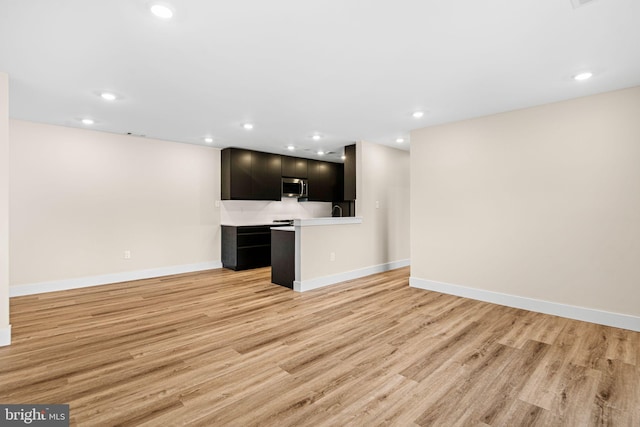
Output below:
[375,200,380,209]
[330,252,335,262]
[123,250,131,259]
[215,200,220,208]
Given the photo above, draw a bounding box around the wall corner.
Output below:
[0,71,10,343]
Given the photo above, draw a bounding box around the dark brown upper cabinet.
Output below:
[221,148,252,200]
[222,147,344,203]
[221,148,282,201]
[281,156,308,178]
[308,160,343,202]
[252,150,282,200]
[344,144,356,201]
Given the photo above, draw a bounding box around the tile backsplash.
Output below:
[221,199,332,225]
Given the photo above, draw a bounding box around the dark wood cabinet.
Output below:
[271,229,295,288]
[281,156,308,178]
[307,160,328,201]
[221,148,281,201]
[222,225,274,270]
[222,147,344,203]
[308,160,343,202]
[221,148,252,200]
[334,162,344,202]
[344,144,356,201]
[252,151,282,200]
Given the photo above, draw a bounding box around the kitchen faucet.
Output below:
[332,204,343,217]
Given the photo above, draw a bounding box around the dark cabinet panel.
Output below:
[271,229,295,288]
[344,144,356,201]
[222,225,274,270]
[252,151,282,200]
[295,158,308,178]
[232,149,253,199]
[221,148,281,201]
[222,148,344,202]
[307,160,329,202]
[281,156,295,177]
[282,156,308,178]
[308,160,342,202]
[333,162,344,202]
[221,148,253,200]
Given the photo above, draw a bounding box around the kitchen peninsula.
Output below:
[271,217,363,290]
[221,144,358,278]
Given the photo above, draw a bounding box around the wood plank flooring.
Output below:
[1,266,639,426]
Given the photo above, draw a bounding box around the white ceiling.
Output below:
[1,0,639,161]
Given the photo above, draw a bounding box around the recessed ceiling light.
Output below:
[573,72,593,81]
[412,111,424,119]
[317,151,325,156]
[396,138,404,143]
[312,134,321,141]
[100,92,117,101]
[243,123,254,130]
[341,155,346,160]
[81,118,94,125]
[204,137,213,143]
[150,4,174,19]
[287,145,295,151]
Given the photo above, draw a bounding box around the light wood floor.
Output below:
[1,267,638,426]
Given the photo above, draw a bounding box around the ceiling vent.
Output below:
[125,132,146,137]
[571,0,598,9]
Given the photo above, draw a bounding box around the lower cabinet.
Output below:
[222,225,272,270]
[271,229,295,288]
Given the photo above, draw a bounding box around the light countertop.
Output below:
[223,217,362,227]
[271,226,295,232]
[221,223,291,227]
[294,217,363,227]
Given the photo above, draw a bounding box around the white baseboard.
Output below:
[410,276,640,332]
[294,259,410,292]
[0,324,10,347]
[9,261,223,297]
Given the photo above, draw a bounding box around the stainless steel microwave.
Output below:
[282,178,308,198]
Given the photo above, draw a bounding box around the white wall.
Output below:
[0,72,10,345]
[9,120,221,293]
[298,141,410,283]
[410,86,640,329]
[221,199,331,225]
